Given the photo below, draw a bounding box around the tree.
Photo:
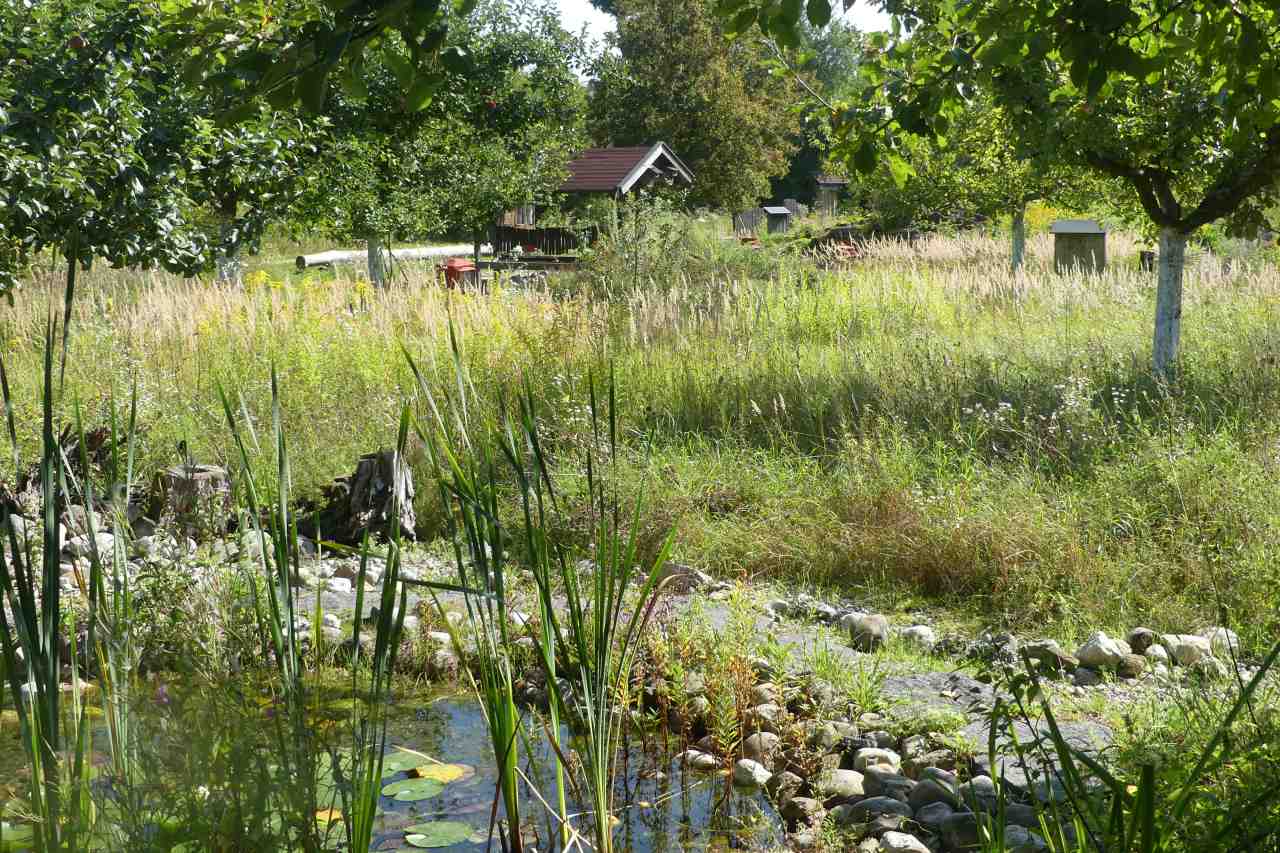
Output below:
[589,0,801,211]
[723,0,1280,378]
[297,0,584,285]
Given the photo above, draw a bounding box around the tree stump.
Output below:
[308,450,416,545]
[154,464,232,540]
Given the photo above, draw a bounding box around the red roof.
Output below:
[559,143,693,194]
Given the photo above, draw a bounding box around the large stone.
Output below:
[1126,627,1158,654]
[743,731,781,764]
[901,625,937,651]
[1144,643,1170,664]
[1074,631,1130,670]
[939,812,981,851]
[1004,825,1050,853]
[1072,667,1102,687]
[957,776,998,813]
[766,770,804,805]
[815,768,865,801]
[908,777,959,810]
[732,758,771,788]
[845,797,914,822]
[1199,626,1241,658]
[1163,634,1212,666]
[914,801,955,832]
[1022,639,1078,675]
[863,765,915,802]
[1117,654,1147,679]
[854,747,901,772]
[678,750,719,772]
[64,531,114,560]
[781,796,824,826]
[851,614,891,651]
[744,702,783,733]
[879,832,930,853]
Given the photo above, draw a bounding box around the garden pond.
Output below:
[0,683,782,853]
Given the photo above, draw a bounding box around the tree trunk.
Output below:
[367,234,389,288]
[1010,202,1027,272]
[1154,226,1188,380]
[215,243,242,286]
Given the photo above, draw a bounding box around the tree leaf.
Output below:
[853,138,878,174]
[806,0,831,28]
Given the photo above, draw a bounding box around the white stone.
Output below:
[64,532,115,560]
[901,625,937,651]
[1074,631,1130,670]
[322,613,340,630]
[853,747,901,772]
[1144,643,1169,664]
[732,758,771,788]
[324,577,353,596]
[1164,634,1212,666]
[1199,626,1241,658]
[679,750,719,772]
[879,832,930,853]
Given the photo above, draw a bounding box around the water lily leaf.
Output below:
[381,747,428,777]
[315,808,343,824]
[410,763,472,784]
[0,821,35,850]
[403,821,473,848]
[381,778,444,801]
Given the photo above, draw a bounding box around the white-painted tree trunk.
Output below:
[1153,226,1187,379]
[367,234,389,288]
[1010,202,1027,272]
[215,222,243,286]
[215,246,243,286]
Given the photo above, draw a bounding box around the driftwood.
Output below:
[304,450,416,545]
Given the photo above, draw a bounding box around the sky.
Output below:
[554,0,891,44]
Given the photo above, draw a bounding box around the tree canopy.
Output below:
[722,0,1280,374]
[589,0,801,211]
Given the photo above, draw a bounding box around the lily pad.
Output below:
[381,778,445,802]
[410,763,473,784]
[0,821,35,852]
[381,748,428,778]
[403,821,473,848]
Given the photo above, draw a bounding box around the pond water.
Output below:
[0,686,783,853]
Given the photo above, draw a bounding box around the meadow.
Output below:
[4,223,1280,651]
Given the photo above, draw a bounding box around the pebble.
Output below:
[732,758,771,788]
[853,747,901,772]
[878,832,929,853]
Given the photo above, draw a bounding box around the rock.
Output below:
[814,603,838,622]
[904,749,958,776]
[1004,803,1040,829]
[63,505,101,536]
[914,801,955,832]
[863,765,915,801]
[1117,653,1146,679]
[1200,626,1241,658]
[845,797,914,822]
[1188,656,1230,682]
[879,832,930,853]
[806,720,842,752]
[908,776,959,810]
[678,750,719,772]
[684,695,711,724]
[939,812,980,851]
[854,747,901,772]
[732,758,771,788]
[1072,667,1102,687]
[750,683,779,705]
[322,613,341,630]
[1164,634,1213,666]
[765,599,791,619]
[321,625,344,647]
[744,702,782,732]
[429,648,459,676]
[324,577,353,596]
[863,813,907,838]
[1126,627,1158,654]
[791,830,818,850]
[851,614,891,651]
[957,776,998,813]
[1004,825,1049,853]
[1144,643,1170,664]
[656,562,715,593]
[742,731,781,764]
[766,770,803,805]
[64,531,114,560]
[1022,639,1079,675]
[781,796,824,826]
[901,625,936,651]
[1074,631,1130,670]
[815,768,865,801]
[857,840,879,853]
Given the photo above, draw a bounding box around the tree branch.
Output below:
[1183,127,1280,230]
[1082,149,1173,226]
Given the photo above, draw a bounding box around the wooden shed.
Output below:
[815,175,848,218]
[763,205,793,235]
[1050,219,1106,273]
